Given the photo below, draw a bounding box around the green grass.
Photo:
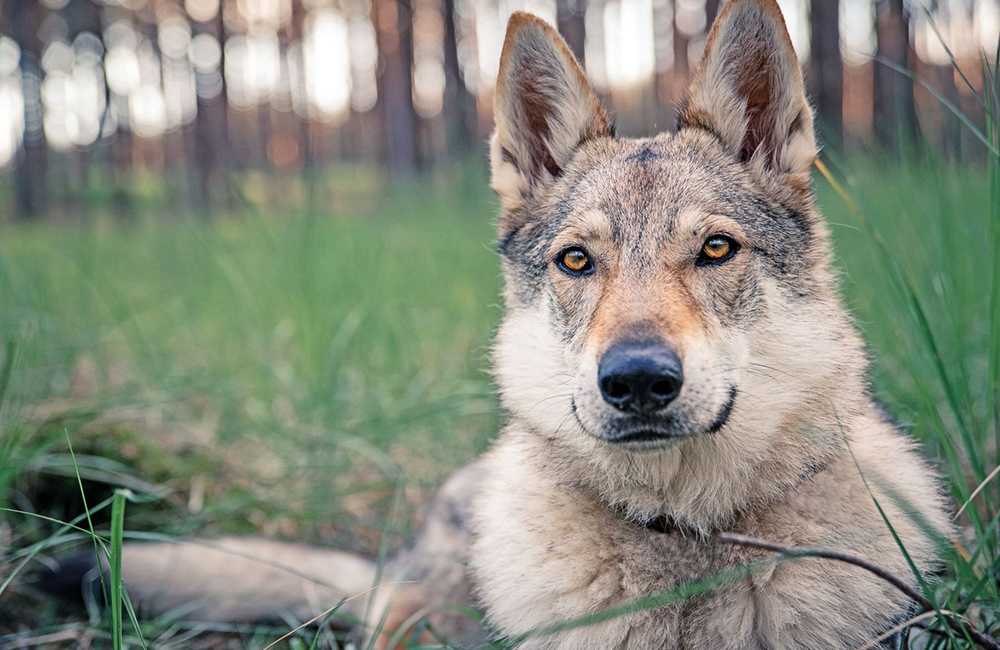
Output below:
[0,147,998,648]
[0,176,500,534]
[816,151,1000,647]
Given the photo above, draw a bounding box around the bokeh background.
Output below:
[0,0,998,648]
[0,0,997,218]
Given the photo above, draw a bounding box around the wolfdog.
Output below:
[43,1,949,648]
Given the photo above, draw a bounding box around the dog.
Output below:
[42,2,949,648]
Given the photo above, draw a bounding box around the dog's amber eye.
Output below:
[703,238,730,259]
[556,247,594,276]
[697,235,738,266]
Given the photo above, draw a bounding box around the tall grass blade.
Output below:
[66,432,111,615]
[109,490,126,650]
[66,437,147,649]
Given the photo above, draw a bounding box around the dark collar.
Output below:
[643,514,676,534]
[610,504,682,535]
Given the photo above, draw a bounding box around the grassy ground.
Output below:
[0,153,998,648]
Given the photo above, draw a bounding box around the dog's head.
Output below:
[491,0,862,461]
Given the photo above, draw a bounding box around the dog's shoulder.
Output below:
[753,410,949,552]
[733,411,949,647]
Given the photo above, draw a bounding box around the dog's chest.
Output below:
[472,474,756,649]
[558,525,751,648]
[607,517,732,592]
[589,514,749,621]
[469,437,775,649]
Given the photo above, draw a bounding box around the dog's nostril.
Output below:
[605,380,631,400]
[649,379,678,398]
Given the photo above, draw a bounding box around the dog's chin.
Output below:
[577,386,738,454]
[606,431,691,452]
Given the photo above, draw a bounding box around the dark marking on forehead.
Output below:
[625,146,662,164]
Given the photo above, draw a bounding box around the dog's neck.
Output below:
[516,390,866,534]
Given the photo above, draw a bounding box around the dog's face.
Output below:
[491,1,845,455]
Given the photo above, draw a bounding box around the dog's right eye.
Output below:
[555,247,594,276]
[696,235,738,266]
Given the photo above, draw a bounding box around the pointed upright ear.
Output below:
[490,12,612,217]
[678,0,816,185]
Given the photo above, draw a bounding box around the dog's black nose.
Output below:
[598,341,683,414]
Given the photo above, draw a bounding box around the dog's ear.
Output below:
[678,0,816,186]
[490,12,612,219]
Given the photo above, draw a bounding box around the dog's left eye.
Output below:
[696,235,738,266]
[555,247,594,276]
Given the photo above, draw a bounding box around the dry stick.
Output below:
[716,532,1000,650]
[955,462,1000,519]
[854,609,956,650]
[260,581,416,650]
[0,631,88,650]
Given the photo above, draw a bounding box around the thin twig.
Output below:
[955,463,1000,519]
[854,609,954,650]
[716,532,1000,650]
[717,532,927,605]
[0,630,88,650]
[261,580,415,650]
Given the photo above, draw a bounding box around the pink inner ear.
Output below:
[733,48,778,163]
[516,74,564,178]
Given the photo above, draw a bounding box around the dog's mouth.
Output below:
[609,428,685,451]
[707,385,738,433]
[578,386,738,452]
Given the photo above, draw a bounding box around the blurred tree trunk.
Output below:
[9,1,48,219]
[874,0,918,154]
[62,0,104,215]
[672,0,688,83]
[809,0,843,148]
[257,104,272,172]
[652,0,674,122]
[556,0,586,64]
[375,0,419,176]
[705,0,721,26]
[191,1,232,213]
[290,0,313,168]
[442,0,474,155]
[112,104,133,172]
[941,65,960,158]
[290,0,317,208]
[111,9,138,215]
